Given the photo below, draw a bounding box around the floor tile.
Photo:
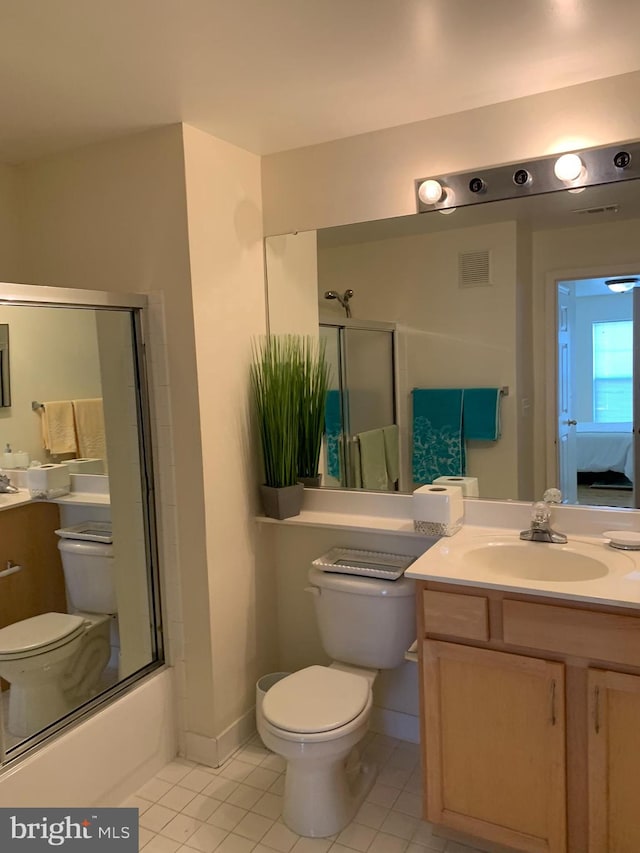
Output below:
[219,760,255,783]
[391,794,422,820]
[157,761,197,785]
[213,833,257,853]
[140,804,180,833]
[260,754,286,773]
[379,812,418,841]
[243,767,281,791]
[336,821,377,851]
[123,794,153,814]
[234,812,274,842]
[251,792,283,820]
[159,786,198,812]
[203,777,241,802]
[291,838,332,853]
[353,803,389,831]
[181,794,221,822]
[138,778,176,803]
[144,836,183,853]
[367,832,408,853]
[207,803,248,831]
[366,785,400,809]
[268,776,285,796]
[139,827,155,848]
[182,769,218,793]
[377,767,412,791]
[160,814,203,844]
[260,821,300,853]
[226,784,263,810]
[236,743,271,766]
[183,823,229,853]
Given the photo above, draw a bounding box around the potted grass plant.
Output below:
[297,337,330,488]
[251,335,305,519]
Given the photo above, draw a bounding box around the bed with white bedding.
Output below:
[576,424,634,482]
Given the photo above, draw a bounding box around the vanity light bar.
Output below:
[415,140,640,214]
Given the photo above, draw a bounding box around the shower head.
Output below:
[324,289,353,318]
[324,290,339,300]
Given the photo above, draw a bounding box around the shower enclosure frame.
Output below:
[320,317,404,491]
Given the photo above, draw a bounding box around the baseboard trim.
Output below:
[369,706,419,743]
[184,706,256,768]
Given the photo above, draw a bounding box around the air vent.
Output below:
[574,204,620,216]
[458,250,491,288]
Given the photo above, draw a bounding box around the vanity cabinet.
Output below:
[423,640,566,852]
[587,669,640,853]
[417,584,640,853]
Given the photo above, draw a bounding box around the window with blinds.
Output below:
[592,320,633,423]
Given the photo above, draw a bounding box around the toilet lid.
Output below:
[0,613,85,656]
[262,665,370,734]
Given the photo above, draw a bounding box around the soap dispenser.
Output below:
[2,444,15,469]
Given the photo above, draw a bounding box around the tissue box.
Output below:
[26,464,71,499]
[432,475,479,497]
[413,483,464,536]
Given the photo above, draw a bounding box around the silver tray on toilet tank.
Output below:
[312,548,415,581]
[54,521,113,543]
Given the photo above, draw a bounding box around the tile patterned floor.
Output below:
[123,733,483,853]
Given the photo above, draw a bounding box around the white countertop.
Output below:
[405,524,640,609]
[0,488,110,511]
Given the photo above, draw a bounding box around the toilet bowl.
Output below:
[0,613,89,737]
[256,563,416,837]
[258,664,377,837]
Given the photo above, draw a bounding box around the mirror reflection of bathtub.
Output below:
[0,285,163,763]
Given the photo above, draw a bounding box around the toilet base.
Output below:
[8,680,75,738]
[282,746,377,837]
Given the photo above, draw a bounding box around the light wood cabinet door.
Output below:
[588,669,640,853]
[423,640,566,853]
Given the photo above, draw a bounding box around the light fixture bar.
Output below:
[415,140,640,214]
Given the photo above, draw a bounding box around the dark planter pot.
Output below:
[259,482,304,520]
[298,475,322,488]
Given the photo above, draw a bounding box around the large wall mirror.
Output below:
[0,284,162,765]
[265,163,640,510]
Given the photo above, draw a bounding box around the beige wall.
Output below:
[0,305,102,462]
[262,70,640,236]
[181,125,276,739]
[10,126,216,739]
[0,163,20,281]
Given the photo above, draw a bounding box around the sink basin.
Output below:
[462,539,611,582]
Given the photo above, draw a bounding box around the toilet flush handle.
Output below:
[0,561,22,579]
[304,586,320,596]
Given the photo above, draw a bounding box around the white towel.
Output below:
[40,401,78,455]
[72,398,106,461]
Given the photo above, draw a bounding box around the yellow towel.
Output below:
[72,398,106,461]
[41,401,78,455]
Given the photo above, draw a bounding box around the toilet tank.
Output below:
[57,540,116,614]
[307,566,415,669]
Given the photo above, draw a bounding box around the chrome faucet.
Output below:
[520,488,567,544]
[0,474,19,494]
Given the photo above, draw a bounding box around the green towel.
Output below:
[463,387,501,441]
[382,424,399,485]
[357,428,389,491]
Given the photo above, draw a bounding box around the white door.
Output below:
[557,283,578,503]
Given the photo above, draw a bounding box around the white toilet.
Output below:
[0,525,116,738]
[257,566,416,837]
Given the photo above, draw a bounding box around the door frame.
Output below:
[544,261,640,498]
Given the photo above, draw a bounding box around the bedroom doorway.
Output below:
[556,275,637,508]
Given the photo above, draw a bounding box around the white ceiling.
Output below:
[2,0,640,163]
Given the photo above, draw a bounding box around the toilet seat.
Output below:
[0,613,86,661]
[262,665,370,734]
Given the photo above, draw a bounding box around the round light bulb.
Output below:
[437,206,457,216]
[554,153,584,183]
[418,179,444,204]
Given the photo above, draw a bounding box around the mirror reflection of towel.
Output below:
[358,428,389,491]
[72,398,106,460]
[41,400,78,455]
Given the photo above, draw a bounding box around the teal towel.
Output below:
[358,428,389,491]
[463,387,501,441]
[412,389,465,484]
[324,389,342,479]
